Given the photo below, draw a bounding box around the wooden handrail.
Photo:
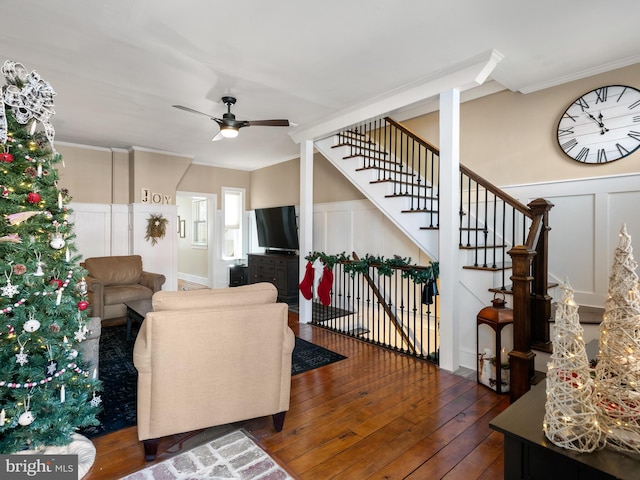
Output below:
[459,165,532,218]
[385,117,440,154]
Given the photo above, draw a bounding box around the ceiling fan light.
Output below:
[220,125,239,138]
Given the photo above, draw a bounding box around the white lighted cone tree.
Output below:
[543,280,604,452]
[594,224,640,453]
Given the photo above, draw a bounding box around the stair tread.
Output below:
[333,143,382,154]
[385,193,438,200]
[343,153,390,161]
[463,262,512,271]
[401,208,437,214]
[356,166,416,176]
[459,244,507,250]
[370,179,435,189]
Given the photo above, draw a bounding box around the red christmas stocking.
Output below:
[298,261,314,300]
[317,265,334,306]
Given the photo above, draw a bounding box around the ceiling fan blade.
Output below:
[246,119,290,127]
[173,104,217,120]
[211,131,224,142]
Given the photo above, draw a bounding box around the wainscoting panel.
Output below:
[503,173,640,307]
[68,203,112,260]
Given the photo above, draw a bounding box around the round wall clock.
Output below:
[556,84,640,164]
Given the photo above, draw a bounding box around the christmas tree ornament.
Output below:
[49,232,65,249]
[15,336,29,366]
[76,277,87,295]
[7,211,40,225]
[50,278,63,289]
[45,344,58,376]
[1,60,57,149]
[17,396,34,426]
[90,392,102,408]
[0,152,13,163]
[544,280,604,452]
[0,409,5,424]
[48,322,60,333]
[60,385,65,403]
[77,300,89,311]
[23,311,41,332]
[12,264,26,275]
[26,191,40,204]
[594,224,640,453]
[33,252,44,277]
[1,270,19,298]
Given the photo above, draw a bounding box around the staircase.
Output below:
[314,117,554,400]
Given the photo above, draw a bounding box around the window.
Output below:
[192,197,207,245]
[223,188,244,259]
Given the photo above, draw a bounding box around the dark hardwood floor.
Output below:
[86,312,508,479]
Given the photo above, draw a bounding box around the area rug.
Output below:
[120,429,293,480]
[81,325,346,438]
[292,337,346,375]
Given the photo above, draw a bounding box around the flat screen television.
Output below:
[254,205,299,253]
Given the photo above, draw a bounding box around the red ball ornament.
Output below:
[27,192,41,203]
[50,278,63,289]
[0,152,14,163]
[77,300,89,311]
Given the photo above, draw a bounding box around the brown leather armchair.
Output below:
[82,255,165,322]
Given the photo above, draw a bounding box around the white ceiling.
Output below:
[2,0,639,170]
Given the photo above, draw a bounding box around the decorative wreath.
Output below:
[145,214,169,246]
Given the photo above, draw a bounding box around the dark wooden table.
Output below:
[124,298,152,340]
[490,380,640,480]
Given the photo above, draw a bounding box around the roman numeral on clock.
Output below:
[595,87,608,103]
[558,127,575,137]
[628,131,640,142]
[575,147,589,162]
[561,138,578,152]
[597,149,607,163]
[617,143,630,156]
[575,97,590,111]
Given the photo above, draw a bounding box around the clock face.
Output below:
[557,85,640,164]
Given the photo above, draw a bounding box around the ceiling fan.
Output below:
[173,96,290,141]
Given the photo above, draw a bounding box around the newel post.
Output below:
[528,198,554,350]
[508,244,536,402]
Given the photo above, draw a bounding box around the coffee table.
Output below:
[124,298,153,340]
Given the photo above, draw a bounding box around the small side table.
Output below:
[124,298,153,340]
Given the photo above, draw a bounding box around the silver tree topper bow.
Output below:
[0,60,56,150]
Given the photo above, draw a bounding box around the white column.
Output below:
[438,88,461,372]
[299,140,314,323]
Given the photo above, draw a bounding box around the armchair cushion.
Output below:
[152,282,277,311]
[83,255,142,286]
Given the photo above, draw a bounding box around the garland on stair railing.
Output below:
[304,251,439,284]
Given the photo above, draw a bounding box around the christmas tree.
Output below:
[0,60,101,453]
[594,224,640,453]
[543,280,604,452]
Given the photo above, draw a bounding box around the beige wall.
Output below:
[57,143,115,204]
[177,163,251,202]
[249,153,365,210]
[403,63,640,187]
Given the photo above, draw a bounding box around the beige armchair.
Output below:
[133,282,295,460]
[82,255,165,322]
